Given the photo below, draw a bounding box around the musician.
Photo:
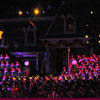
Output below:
[5,54,10,62]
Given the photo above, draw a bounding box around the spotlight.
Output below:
[0,30,4,39]
[24,61,30,66]
[86,41,89,44]
[86,24,89,27]
[34,8,40,15]
[90,11,93,14]
[72,60,77,65]
[85,35,88,38]
[98,40,100,44]
[18,10,23,16]
[26,11,29,15]
[42,10,45,14]
[99,34,100,37]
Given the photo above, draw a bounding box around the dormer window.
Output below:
[61,13,76,34]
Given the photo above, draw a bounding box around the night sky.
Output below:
[0,0,100,19]
[0,0,99,41]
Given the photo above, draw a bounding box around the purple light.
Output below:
[72,60,77,65]
[26,11,29,15]
[86,24,89,27]
[24,61,30,66]
[42,10,45,14]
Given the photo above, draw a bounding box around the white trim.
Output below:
[40,37,92,43]
[40,37,93,48]
[0,16,55,23]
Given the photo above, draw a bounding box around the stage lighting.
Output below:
[98,40,100,44]
[0,30,4,39]
[86,24,89,27]
[24,61,30,66]
[26,11,29,15]
[86,41,89,44]
[34,8,40,15]
[90,11,93,14]
[29,77,32,79]
[72,60,77,65]
[18,10,23,16]
[42,10,45,14]
[85,35,88,38]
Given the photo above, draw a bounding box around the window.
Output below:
[61,13,76,34]
[23,26,36,46]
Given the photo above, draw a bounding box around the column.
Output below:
[45,47,50,74]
